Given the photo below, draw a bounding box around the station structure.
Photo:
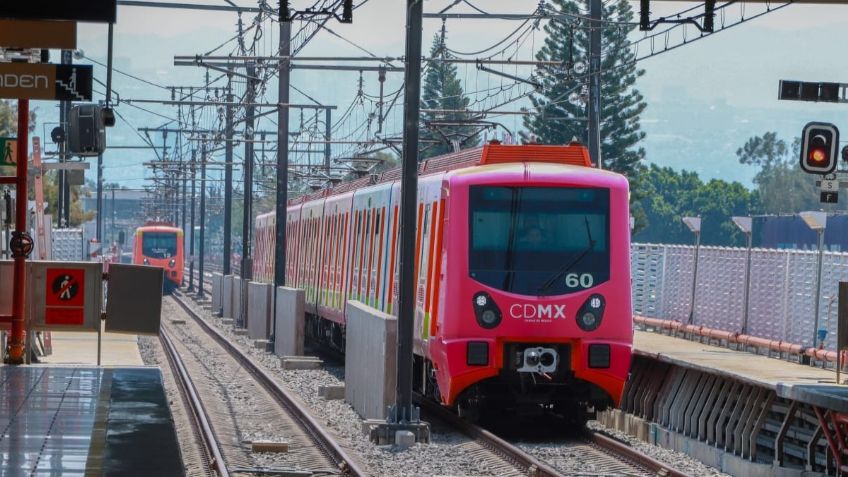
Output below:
[4,3,848,477]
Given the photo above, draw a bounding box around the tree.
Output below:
[420,24,478,160]
[634,164,755,246]
[736,132,824,214]
[524,0,647,176]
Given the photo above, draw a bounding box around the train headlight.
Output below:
[580,312,597,328]
[143,258,150,265]
[576,294,605,332]
[169,259,176,268]
[472,292,501,329]
[480,310,498,327]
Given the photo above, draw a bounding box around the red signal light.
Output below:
[809,148,828,163]
[800,122,839,174]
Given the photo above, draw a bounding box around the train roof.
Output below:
[289,142,593,206]
[135,225,182,233]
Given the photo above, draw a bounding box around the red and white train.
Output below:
[253,142,632,420]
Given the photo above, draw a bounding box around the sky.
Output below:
[29,0,848,191]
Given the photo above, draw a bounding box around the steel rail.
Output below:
[587,431,692,477]
[419,395,692,477]
[180,266,688,477]
[159,327,230,477]
[170,293,366,477]
[416,396,565,477]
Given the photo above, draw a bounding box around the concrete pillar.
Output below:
[222,275,234,319]
[274,286,305,357]
[247,281,273,340]
[232,276,243,328]
[211,272,223,316]
[344,300,397,420]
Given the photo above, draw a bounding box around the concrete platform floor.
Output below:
[633,329,837,387]
[38,323,143,366]
[0,366,183,476]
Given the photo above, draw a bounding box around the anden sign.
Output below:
[0,63,92,101]
[0,1,117,24]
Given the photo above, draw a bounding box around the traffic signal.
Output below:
[68,104,106,156]
[800,122,839,174]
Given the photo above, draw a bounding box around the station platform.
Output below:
[0,366,184,476]
[633,330,848,411]
[39,327,144,366]
[606,331,848,475]
[634,330,838,386]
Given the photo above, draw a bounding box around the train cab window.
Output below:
[142,232,178,259]
[468,186,610,296]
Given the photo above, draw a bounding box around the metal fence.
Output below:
[52,229,84,261]
[631,243,848,350]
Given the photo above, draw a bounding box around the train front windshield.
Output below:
[468,186,610,296]
[142,232,178,259]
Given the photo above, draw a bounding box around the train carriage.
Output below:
[254,142,632,421]
[132,223,184,293]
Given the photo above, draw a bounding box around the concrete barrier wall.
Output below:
[248,282,273,340]
[345,300,397,420]
[275,287,304,357]
[233,277,244,327]
[211,273,223,315]
[222,275,234,319]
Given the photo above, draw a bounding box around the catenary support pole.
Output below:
[394,0,424,425]
[198,144,207,297]
[188,148,197,292]
[223,71,234,275]
[273,17,292,344]
[588,0,602,169]
[57,50,72,226]
[324,108,331,174]
[97,22,114,245]
[239,63,256,326]
[7,99,29,364]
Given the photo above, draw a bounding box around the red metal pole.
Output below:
[7,98,29,364]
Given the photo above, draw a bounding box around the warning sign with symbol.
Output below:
[44,267,86,325]
[0,137,17,166]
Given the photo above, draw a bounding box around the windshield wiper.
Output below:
[537,216,596,293]
[501,189,521,291]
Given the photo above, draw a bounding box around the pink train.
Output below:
[253,142,632,421]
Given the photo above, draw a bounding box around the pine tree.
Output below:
[420,24,478,160]
[524,0,647,175]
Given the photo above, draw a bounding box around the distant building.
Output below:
[81,189,153,248]
[753,215,848,252]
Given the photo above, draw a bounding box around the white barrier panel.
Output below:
[631,243,848,350]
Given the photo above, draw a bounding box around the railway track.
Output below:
[163,292,366,477]
[420,397,689,477]
[173,272,690,477]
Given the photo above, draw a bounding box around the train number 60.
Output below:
[565,273,594,288]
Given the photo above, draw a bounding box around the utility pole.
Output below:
[59,49,72,227]
[198,142,207,297]
[180,143,187,259]
[223,70,234,275]
[588,0,602,169]
[188,148,197,292]
[239,63,256,327]
[376,0,429,443]
[324,108,332,174]
[274,17,291,330]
